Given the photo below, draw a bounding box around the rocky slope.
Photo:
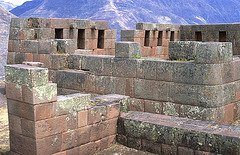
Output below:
[0,5,16,76]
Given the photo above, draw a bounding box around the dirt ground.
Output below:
[0,79,154,155]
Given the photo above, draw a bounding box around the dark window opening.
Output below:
[55,29,63,39]
[195,31,202,41]
[144,30,150,46]
[157,31,163,46]
[69,29,74,39]
[219,31,227,42]
[97,30,104,49]
[77,29,85,49]
[170,31,175,41]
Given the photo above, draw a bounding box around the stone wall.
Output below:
[121,23,180,58]
[7,17,117,66]
[180,24,240,55]
[55,41,240,124]
[5,64,129,155]
[118,111,240,155]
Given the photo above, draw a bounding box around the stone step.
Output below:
[118,111,240,155]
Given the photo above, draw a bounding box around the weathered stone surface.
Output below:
[73,19,91,29]
[38,40,57,54]
[22,83,57,104]
[173,62,223,85]
[55,39,76,54]
[68,54,82,70]
[137,59,157,80]
[195,42,233,64]
[56,93,91,116]
[113,58,139,78]
[169,41,200,60]
[5,64,48,87]
[50,54,68,70]
[134,79,168,101]
[120,111,240,155]
[19,40,38,53]
[115,42,141,58]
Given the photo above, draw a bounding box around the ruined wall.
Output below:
[7,17,117,66]
[118,111,240,155]
[180,24,240,55]
[121,23,180,58]
[5,64,129,155]
[55,41,240,124]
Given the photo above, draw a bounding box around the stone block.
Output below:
[93,20,108,30]
[35,115,67,138]
[18,29,35,40]
[142,139,161,154]
[104,39,115,49]
[68,54,82,70]
[136,59,157,80]
[8,114,22,134]
[50,54,68,70]
[6,82,22,101]
[144,100,163,114]
[104,29,117,39]
[38,40,57,54]
[78,142,96,155]
[73,19,91,29]
[5,64,48,87]
[36,134,62,155]
[136,23,154,30]
[196,42,233,64]
[134,79,168,101]
[19,40,38,53]
[34,28,51,40]
[50,18,72,29]
[128,98,145,112]
[55,39,76,54]
[10,132,37,155]
[178,147,194,155]
[78,110,88,128]
[162,144,178,155]
[169,41,200,60]
[88,106,107,124]
[115,42,141,58]
[95,76,116,95]
[26,17,51,28]
[8,40,19,52]
[7,52,16,64]
[162,102,180,117]
[156,61,175,82]
[121,30,145,38]
[15,52,26,64]
[22,83,57,104]
[9,28,19,40]
[173,62,223,85]
[127,137,141,150]
[35,102,56,121]
[113,58,138,78]
[56,93,91,116]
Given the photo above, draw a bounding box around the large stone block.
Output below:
[196,42,233,64]
[115,42,141,58]
[68,54,82,70]
[113,58,139,78]
[38,40,57,54]
[93,21,108,30]
[50,54,68,70]
[22,83,57,104]
[56,93,91,116]
[19,40,38,53]
[5,64,48,87]
[173,62,223,85]
[156,61,175,82]
[104,29,117,39]
[120,111,240,155]
[73,19,91,29]
[55,39,76,54]
[134,79,168,101]
[136,59,158,80]
[136,23,154,30]
[169,41,200,60]
[121,30,145,38]
[34,28,51,40]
